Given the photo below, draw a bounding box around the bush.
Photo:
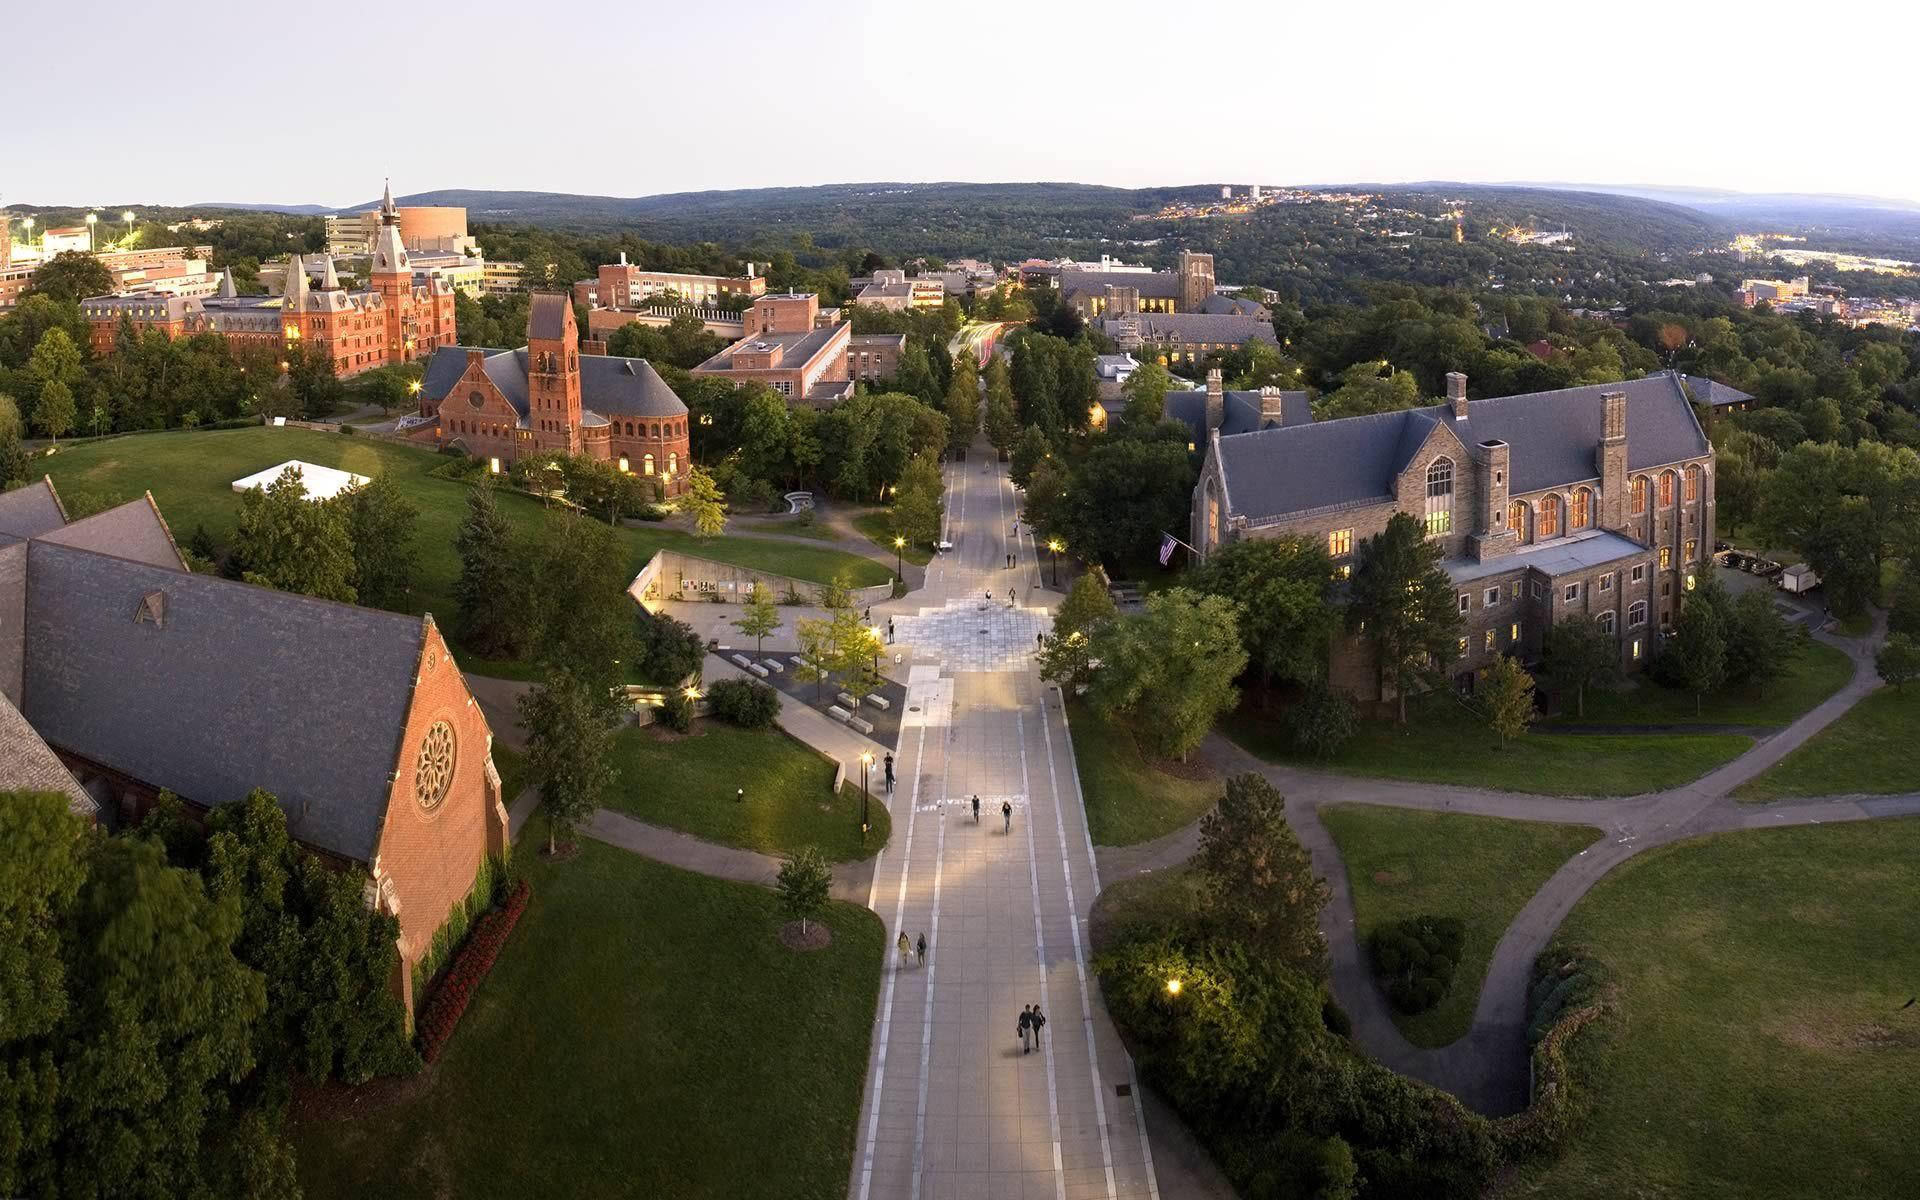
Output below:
[707,678,780,728]
[416,881,531,1063]
[337,423,356,436]
[1367,915,1466,1015]
[429,455,488,483]
[1290,683,1357,759]
[660,688,696,733]
[1321,995,1352,1038]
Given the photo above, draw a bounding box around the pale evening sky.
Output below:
[6,0,1918,208]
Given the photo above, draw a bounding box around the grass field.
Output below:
[849,509,933,565]
[603,720,889,861]
[1541,639,1852,727]
[1317,805,1601,1046]
[1507,818,1920,1200]
[292,832,885,1200]
[1221,698,1750,796]
[1067,703,1218,846]
[1734,686,1920,802]
[37,428,891,660]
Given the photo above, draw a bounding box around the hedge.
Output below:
[416,880,531,1063]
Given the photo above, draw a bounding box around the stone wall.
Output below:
[628,549,893,612]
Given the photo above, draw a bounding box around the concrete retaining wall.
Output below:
[628,549,893,612]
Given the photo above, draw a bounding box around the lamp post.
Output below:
[1047,539,1063,587]
[21,216,32,248]
[893,535,905,581]
[859,751,873,838]
[868,626,882,674]
[84,212,97,251]
[122,210,134,242]
[1166,978,1182,997]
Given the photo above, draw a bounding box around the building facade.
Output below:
[574,255,766,310]
[1192,371,1715,697]
[688,292,856,405]
[418,293,694,495]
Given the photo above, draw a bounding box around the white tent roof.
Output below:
[230,460,370,502]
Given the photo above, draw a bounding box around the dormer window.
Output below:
[134,591,166,627]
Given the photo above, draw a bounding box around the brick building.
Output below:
[1061,250,1221,317]
[574,254,766,310]
[418,293,693,495]
[1192,371,1715,697]
[689,292,857,405]
[0,478,508,1022]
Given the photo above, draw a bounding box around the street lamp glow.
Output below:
[1166,978,1182,996]
[893,536,904,548]
[683,686,700,701]
[861,751,874,766]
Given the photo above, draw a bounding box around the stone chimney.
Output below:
[1447,371,1469,419]
[465,348,485,371]
[1597,389,1628,526]
[1471,439,1513,561]
[1205,368,1225,433]
[1258,386,1288,425]
[1105,284,1140,317]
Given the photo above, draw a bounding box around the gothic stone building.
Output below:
[0,478,508,1021]
[1192,371,1715,697]
[418,292,693,496]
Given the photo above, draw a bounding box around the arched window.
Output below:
[1599,610,1616,635]
[1684,464,1701,502]
[1628,601,1647,628]
[1507,499,1527,541]
[1539,494,1562,537]
[1571,487,1591,530]
[1424,457,1453,536]
[643,454,655,476]
[651,422,661,439]
[668,452,678,475]
[1631,476,1647,515]
[1659,470,1675,507]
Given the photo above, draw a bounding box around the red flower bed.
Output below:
[417,881,531,1063]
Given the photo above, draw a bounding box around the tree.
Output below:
[23,251,112,303]
[682,464,727,537]
[1540,614,1616,717]
[1009,424,1052,489]
[776,846,833,937]
[1480,656,1536,746]
[523,513,637,697]
[1055,431,1195,568]
[889,449,944,548]
[943,348,980,456]
[1667,595,1728,714]
[1119,360,1173,429]
[1316,361,1420,420]
[520,668,619,855]
[1191,536,1339,688]
[1876,633,1920,690]
[794,616,835,703]
[1037,567,1118,691]
[31,379,74,441]
[1724,584,1798,696]
[633,610,704,683]
[984,354,1018,453]
[0,393,27,487]
[342,473,418,610]
[1195,773,1330,979]
[453,481,523,659]
[1801,496,1881,619]
[233,466,357,602]
[1289,682,1357,760]
[1090,588,1248,761]
[284,341,347,420]
[732,581,781,657]
[1346,513,1463,721]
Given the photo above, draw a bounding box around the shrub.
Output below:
[1367,915,1466,1014]
[1290,683,1357,759]
[337,423,356,436]
[416,880,531,1063]
[1320,995,1352,1038]
[1497,942,1613,1158]
[660,687,695,733]
[707,678,779,728]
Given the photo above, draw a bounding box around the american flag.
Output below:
[1158,533,1177,566]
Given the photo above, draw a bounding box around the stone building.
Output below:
[1061,250,1220,317]
[0,478,508,1022]
[1191,371,1716,696]
[418,292,694,495]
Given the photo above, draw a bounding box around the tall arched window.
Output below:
[1424,458,1454,536]
[1539,494,1562,537]
[667,452,678,475]
[1659,470,1675,507]
[642,454,655,476]
[1571,487,1591,530]
[1631,476,1647,515]
[1507,499,1528,541]
[1684,464,1701,502]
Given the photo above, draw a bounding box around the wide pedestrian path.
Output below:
[849,453,1159,1200]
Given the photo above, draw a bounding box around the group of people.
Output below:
[966,793,1014,833]
[1017,1004,1048,1054]
[896,930,927,966]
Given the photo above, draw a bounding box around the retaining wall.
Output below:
[628,549,893,612]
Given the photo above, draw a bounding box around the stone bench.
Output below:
[848,715,875,735]
[836,691,860,709]
[827,705,853,724]
[865,694,891,711]
[748,663,769,678]
[761,658,783,673]
[730,653,752,669]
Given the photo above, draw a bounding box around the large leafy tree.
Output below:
[983,353,1018,453]
[523,512,637,697]
[1346,512,1463,721]
[1724,584,1798,696]
[682,464,728,537]
[732,582,781,657]
[1539,614,1616,717]
[889,449,944,549]
[943,347,980,455]
[233,466,358,603]
[1037,567,1117,690]
[1194,773,1330,979]
[454,481,524,659]
[1056,429,1195,568]
[1119,360,1173,430]
[1191,536,1338,688]
[1315,360,1421,420]
[520,667,620,855]
[1480,656,1536,746]
[342,473,418,611]
[1667,592,1728,714]
[1091,588,1248,761]
[23,251,112,304]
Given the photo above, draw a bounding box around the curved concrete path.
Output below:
[1109,611,1920,1116]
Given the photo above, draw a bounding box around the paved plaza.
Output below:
[851,457,1159,1200]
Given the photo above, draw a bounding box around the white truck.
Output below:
[1778,563,1821,595]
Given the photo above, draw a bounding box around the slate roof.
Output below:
[33,493,186,570]
[0,478,68,539]
[1104,312,1279,347]
[420,345,688,423]
[1062,269,1181,302]
[1446,529,1649,585]
[1217,374,1709,524]
[1680,374,1755,408]
[20,539,423,863]
[528,291,569,339]
[1199,294,1268,318]
[0,691,94,819]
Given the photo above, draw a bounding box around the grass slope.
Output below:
[1734,686,1920,802]
[38,428,890,637]
[1067,703,1217,846]
[1222,699,1749,796]
[604,721,889,861]
[849,509,933,566]
[1510,818,1920,1200]
[293,835,884,1200]
[1542,639,1852,727]
[1318,805,1601,1046]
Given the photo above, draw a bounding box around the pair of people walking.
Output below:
[1017,1004,1047,1054]
[896,931,927,967]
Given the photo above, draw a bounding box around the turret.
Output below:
[284,252,308,310]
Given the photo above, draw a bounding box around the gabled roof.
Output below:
[0,690,95,820]
[1680,373,1756,408]
[1215,374,1710,524]
[1061,269,1181,301]
[31,491,187,570]
[420,345,688,423]
[1199,294,1268,318]
[0,477,69,539]
[20,540,424,863]
[1108,312,1279,347]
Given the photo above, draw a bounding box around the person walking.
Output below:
[915,933,927,966]
[897,931,912,966]
[1001,798,1013,834]
[884,753,895,793]
[887,618,895,644]
[1018,1005,1033,1053]
[1029,1004,1047,1051]
[971,793,981,823]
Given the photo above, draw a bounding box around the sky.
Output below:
[8,0,1920,208]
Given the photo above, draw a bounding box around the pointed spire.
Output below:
[220,268,236,299]
[381,178,397,224]
[285,252,308,309]
[320,254,341,290]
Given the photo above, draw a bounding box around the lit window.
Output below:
[1337,563,1353,580]
[618,456,630,473]
[643,454,655,475]
[1660,471,1675,507]
[1684,465,1700,502]
[1684,539,1697,562]
[488,457,501,474]
[1425,458,1453,536]
[1507,499,1526,537]
[1631,638,1642,660]
[1329,528,1353,557]
[1539,494,1561,537]
[1484,629,1495,652]
[1659,547,1672,569]
[1571,487,1591,530]
[1631,476,1647,514]
[1509,623,1519,642]
[1457,637,1468,659]
[1563,583,1581,602]
[1685,573,1697,592]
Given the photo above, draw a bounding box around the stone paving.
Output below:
[850,456,1159,1200]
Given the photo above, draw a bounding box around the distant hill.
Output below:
[188,201,335,215]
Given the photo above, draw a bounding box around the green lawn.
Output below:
[1507,818,1920,1200]
[1067,703,1218,846]
[849,508,933,565]
[293,832,884,1200]
[37,428,890,660]
[1733,686,1920,802]
[604,720,889,861]
[490,742,527,808]
[1221,698,1751,796]
[1542,639,1852,728]
[1318,805,1601,1046]
[1087,863,1207,953]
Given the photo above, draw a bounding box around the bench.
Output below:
[827,705,853,724]
[848,715,875,735]
[761,658,783,673]
[865,694,891,711]
[836,691,860,709]
[748,663,769,678]
[730,653,752,669]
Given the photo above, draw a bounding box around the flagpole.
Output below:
[1160,531,1202,556]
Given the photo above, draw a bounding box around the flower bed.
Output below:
[417,880,531,1063]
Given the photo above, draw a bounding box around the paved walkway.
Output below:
[848,453,1161,1200]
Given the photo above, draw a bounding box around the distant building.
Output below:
[1100,309,1279,366]
[689,292,856,405]
[849,333,906,381]
[482,260,526,294]
[326,202,476,256]
[574,254,766,310]
[848,269,946,311]
[1062,250,1218,317]
[1096,367,1309,446]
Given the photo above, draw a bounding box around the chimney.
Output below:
[1258,385,1287,425]
[1447,371,1469,419]
[466,348,485,370]
[1600,389,1626,443]
[1205,368,1225,433]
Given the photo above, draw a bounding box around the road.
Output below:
[849,452,1160,1200]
